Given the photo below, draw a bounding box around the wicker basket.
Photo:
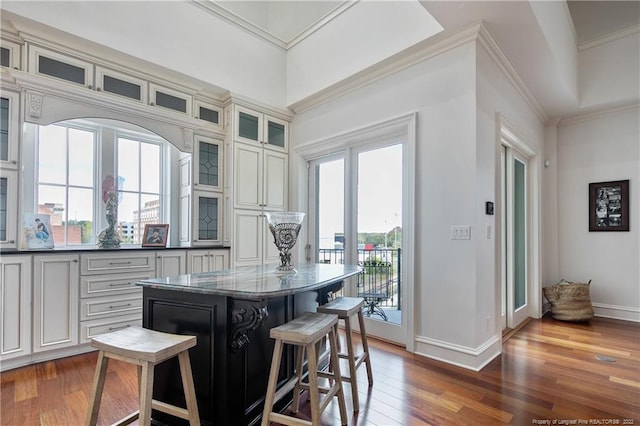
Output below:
[543,281,594,322]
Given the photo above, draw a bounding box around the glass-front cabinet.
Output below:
[192,191,222,245]
[1,90,19,169]
[194,137,223,192]
[234,105,288,152]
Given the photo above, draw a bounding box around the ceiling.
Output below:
[213,0,640,51]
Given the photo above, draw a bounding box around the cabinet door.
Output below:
[150,83,192,115]
[179,156,192,246]
[95,66,147,103]
[0,90,19,169]
[234,105,263,145]
[264,115,288,152]
[33,254,80,353]
[28,46,94,88]
[264,150,288,210]
[186,250,210,273]
[194,137,223,191]
[0,170,18,248]
[234,143,263,209]
[209,250,230,271]
[0,256,32,360]
[194,100,222,127]
[155,250,186,277]
[234,210,263,266]
[1,39,21,69]
[193,192,223,245]
[262,215,281,265]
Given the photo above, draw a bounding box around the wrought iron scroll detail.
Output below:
[230,301,268,352]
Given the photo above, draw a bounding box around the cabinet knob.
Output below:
[8,240,15,244]
[150,102,155,106]
[11,160,17,164]
[88,85,93,89]
[73,259,79,262]
[96,87,102,92]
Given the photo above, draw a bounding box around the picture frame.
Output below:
[589,180,629,232]
[142,224,169,247]
[22,213,55,249]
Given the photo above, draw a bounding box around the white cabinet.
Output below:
[234,105,288,152]
[234,143,288,211]
[0,256,31,361]
[233,210,279,267]
[194,136,223,192]
[192,191,223,246]
[78,252,153,344]
[155,250,186,277]
[95,65,148,104]
[28,45,94,89]
[186,249,229,273]
[33,254,80,353]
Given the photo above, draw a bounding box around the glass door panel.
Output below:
[356,144,403,327]
[513,158,527,311]
[312,158,345,265]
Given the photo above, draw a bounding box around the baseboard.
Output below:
[413,334,501,371]
[0,344,95,372]
[592,303,640,322]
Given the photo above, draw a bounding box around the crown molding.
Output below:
[578,24,640,51]
[476,24,548,124]
[191,0,357,51]
[558,101,640,127]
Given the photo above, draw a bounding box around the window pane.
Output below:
[1,97,8,162]
[68,187,93,244]
[140,143,160,193]
[155,91,186,113]
[38,125,67,184]
[199,106,219,124]
[103,75,141,100]
[238,112,259,141]
[198,141,219,187]
[117,192,138,243]
[68,128,94,186]
[1,47,9,67]
[514,158,526,310]
[198,196,218,240]
[37,184,66,247]
[38,56,85,85]
[118,138,139,191]
[139,194,161,245]
[267,120,285,148]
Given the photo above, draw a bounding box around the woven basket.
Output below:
[543,282,594,322]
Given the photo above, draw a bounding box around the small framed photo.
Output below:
[23,213,55,249]
[142,224,169,247]
[589,180,629,232]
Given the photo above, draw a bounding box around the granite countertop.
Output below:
[136,263,362,299]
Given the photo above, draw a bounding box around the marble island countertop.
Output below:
[136,263,362,300]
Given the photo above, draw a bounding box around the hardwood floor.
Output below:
[1,315,638,425]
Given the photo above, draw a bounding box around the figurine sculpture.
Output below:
[98,175,121,249]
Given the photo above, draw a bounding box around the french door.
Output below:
[501,144,530,330]
[307,143,406,345]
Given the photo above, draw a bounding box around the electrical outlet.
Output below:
[450,225,471,240]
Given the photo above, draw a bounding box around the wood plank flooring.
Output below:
[1,315,638,425]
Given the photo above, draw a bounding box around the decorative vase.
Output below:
[265,212,305,274]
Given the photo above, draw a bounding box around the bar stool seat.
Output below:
[85,326,200,426]
[317,296,373,412]
[262,312,348,426]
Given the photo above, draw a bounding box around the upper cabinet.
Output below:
[194,99,222,127]
[234,105,288,152]
[95,66,148,104]
[194,136,223,192]
[150,83,192,115]
[28,45,94,89]
[1,39,22,70]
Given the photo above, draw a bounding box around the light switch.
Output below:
[450,225,471,240]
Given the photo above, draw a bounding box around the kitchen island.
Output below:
[137,263,361,426]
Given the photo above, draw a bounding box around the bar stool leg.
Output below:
[328,326,348,425]
[343,316,360,412]
[306,343,321,425]
[86,351,109,426]
[178,351,201,426]
[139,362,154,426]
[357,310,374,386]
[291,345,305,413]
[261,339,283,426]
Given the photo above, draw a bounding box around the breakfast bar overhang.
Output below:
[137,263,362,426]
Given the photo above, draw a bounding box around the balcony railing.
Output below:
[318,248,401,321]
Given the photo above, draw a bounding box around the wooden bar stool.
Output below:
[262,312,348,426]
[317,297,373,412]
[85,326,200,426]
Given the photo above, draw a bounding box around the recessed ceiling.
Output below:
[566,1,639,47]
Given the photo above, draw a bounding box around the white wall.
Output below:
[557,107,640,321]
[286,0,442,106]
[292,40,494,369]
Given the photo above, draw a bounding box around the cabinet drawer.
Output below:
[81,272,151,298]
[81,253,155,275]
[80,314,142,344]
[80,294,142,321]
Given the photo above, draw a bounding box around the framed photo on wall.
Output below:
[142,224,169,247]
[589,180,629,232]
